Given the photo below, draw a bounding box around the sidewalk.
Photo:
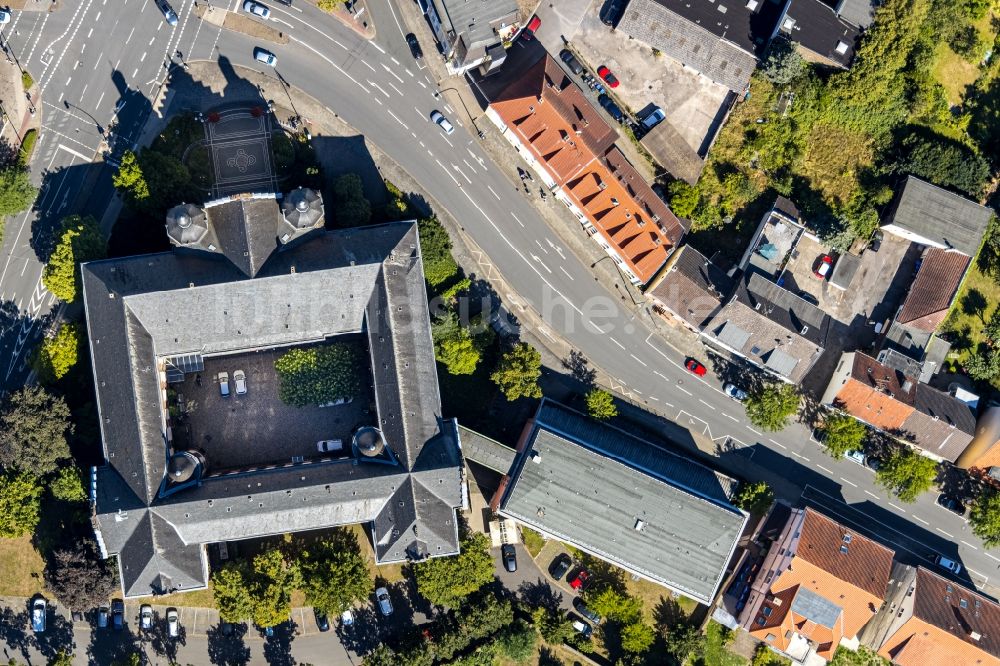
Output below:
[0,48,41,163]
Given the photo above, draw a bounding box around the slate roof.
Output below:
[836,0,878,28]
[429,0,518,65]
[912,567,1000,661]
[618,0,773,91]
[780,0,860,68]
[901,385,977,462]
[498,399,746,605]
[896,249,971,333]
[459,426,516,474]
[84,222,463,598]
[648,245,735,329]
[884,176,994,258]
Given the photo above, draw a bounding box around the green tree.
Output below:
[249,549,300,628]
[495,620,537,663]
[0,472,43,538]
[299,533,372,614]
[47,651,74,666]
[432,311,481,375]
[111,151,150,206]
[966,347,1000,381]
[820,413,868,459]
[42,215,106,303]
[333,173,372,227]
[33,323,81,384]
[413,531,495,607]
[137,150,194,214]
[273,342,364,407]
[663,623,705,663]
[892,133,990,197]
[0,166,38,217]
[876,446,937,502]
[532,607,576,645]
[761,37,806,85]
[970,489,1000,547]
[417,216,460,288]
[50,466,87,502]
[733,480,774,514]
[0,386,73,476]
[211,564,255,623]
[44,538,117,611]
[585,389,618,420]
[745,383,800,432]
[621,621,657,654]
[667,181,699,219]
[491,342,543,401]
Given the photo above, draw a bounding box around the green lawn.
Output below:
[941,261,1000,388]
[828,646,890,666]
[696,620,747,666]
[931,10,997,105]
[520,527,546,558]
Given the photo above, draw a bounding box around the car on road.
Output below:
[550,553,572,580]
[559,49,584,75]
[314,608,330,632]
[111,599,125,631]
[935,554,962,575]
[936,493,966,516]
[522,14,541,40]
[797,290,819,306]
[501,544,517,572]
[597,65,620,88]
[317,439,344,453]
[97,606,110,629]
[0,10,11,24]
[685,358,707,376]
[31,598,46,634]
[814,254,833,279]
[570,615,592,638]
[430,110,454,135]
[254,47,277,66]
[405,33,424,60]
[243,1,271,18]
[568,568,590,590]
[376,587,393,616]
[140,604,153,631]
[234,369,247,395]
[601,0,626,25]
[865,455,882,472]
[723,383,748,401]
[573,598,601,624]
[218,371,230,397]
[341,609,355,627]
[845,449,866,465]
[167,608,180,638]
[161,5,178,26]
[597,94,624,122]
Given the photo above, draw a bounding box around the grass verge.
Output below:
[0,536,46,597]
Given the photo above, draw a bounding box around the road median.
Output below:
[194,4,289,44]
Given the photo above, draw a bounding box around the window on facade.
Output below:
[757,616,766,626]
[762,607,773,617]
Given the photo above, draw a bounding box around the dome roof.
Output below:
[166,451,201,483]
[354,426,386,458]
[165,203,209,245]
[281,187,324,230]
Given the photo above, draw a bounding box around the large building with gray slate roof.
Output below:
[84,196,464,598]
[495,399,747,605]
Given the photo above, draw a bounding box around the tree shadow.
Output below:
[261,621,296,666]
[537,645,564,666]
[517,579,564,614]
[961,288,989,324]
[206,622,252,666]
[0,606,33,664]
[336,605,381,657]
[32,602,76,661]
[85,622,142,666]
[652,596,688,631]
[143,609,187,663]
[562,350,596,387]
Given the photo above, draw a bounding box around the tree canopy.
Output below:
[0,386,73,476]
[44,538,118,610]
[820,412,868,459]
[299,532,372,614]
[876,446,938,502]
[491,342,543,401]
[761,37,806,85]
[733,480,774,514]
[42,215,106,303]
[891,132,990,197]
[0,472,43,538]
[333,173,372,228]
[0,165,38,217]
[50,466,88,503]
[273,342,363,407]
[111,151,150,207]
[744,383,800,432]
[970,489,1000,548]
[211,564,256,623]
[585,389,618,420]
[432,311,482,375]
[212,549,301,627]
[413,531,495,608]
[418,216,461,289]
[33,323,82,384]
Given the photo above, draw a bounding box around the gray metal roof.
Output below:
[764,348,799,377]
[885,176,994,257]
[459,426,516,473]
[716,322,752,350]
[836,0,877,27]
[499,399,746,605]
[791,587,843,629]
[828,252,860,290]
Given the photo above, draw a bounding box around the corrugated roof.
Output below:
[885,176,993,257]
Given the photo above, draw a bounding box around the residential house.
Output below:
[617,0,784,92]
[647,245,735,331]
[739,197,805,280]
[490,398,748,605]
[739,507,894,664]
[480,49,686,285]
[955,403,1000,476]
[895,248,971,333]
[820,351,976,462]
[774,0,873,69]
[881,176,993,258]
[703,272,831,384]
[424,0,519,74]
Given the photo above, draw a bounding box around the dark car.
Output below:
[573,597,602,624]
[405,33,423,60]
[797,290,819,306]
[865,456,882,472]
[559,49,584,75]
[937,493,966,516]
[314,608,330,632]
[601,0,625,26]
[550,553,572,580]
[501,544,517,572]
[597,65,620,88]
[869,229,882,253]
[597,94,624,122]
[111,600,125,631]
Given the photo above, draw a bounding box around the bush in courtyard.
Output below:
[273,342,364,407]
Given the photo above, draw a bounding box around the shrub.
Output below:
[418,217,460,288]
[21,71,33,90]
[18,129,38,167]
[273,342,364,407]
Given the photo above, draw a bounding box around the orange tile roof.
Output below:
[833,353,917,431]
[797,508,894,598]
[880,617,1000,666]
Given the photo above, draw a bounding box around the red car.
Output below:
[685,358,707,376]
[569,569,590,590]
[814,255,833,279]
[522,14,541,40]
[597,65,620,88]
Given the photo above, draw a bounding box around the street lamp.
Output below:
[435,85,485,138]
[63,99,105,137]
[591,255,645,307]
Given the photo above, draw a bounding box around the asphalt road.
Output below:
[0,0,996,611]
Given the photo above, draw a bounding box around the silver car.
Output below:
[31,598,46,633]
[140,604,153,631]
[234,369,247,395]
[243,1,271,18]
[167,608,180,638]
[430,110,454,135]
[254,47,277,67]
[375,587,393,616]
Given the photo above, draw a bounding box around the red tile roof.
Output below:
[797,508,894,598]
[896,249,971,332]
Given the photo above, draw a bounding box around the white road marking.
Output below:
[441,134,454,148]
[865,490,880,499]
[609,337,625,350]
[452,163,471,184]
[417,80,427,88]
[791,451,809,461]
[935,527,954,537]
[676,385,692,396]
[986,553,1000,563]
[291,36,368,92]
[630,354,648,367]
[723,413,738,422]
[367,79,390,97]
[380,62,405,83]
[962,540,979,550]
[511,213,524,227]
[390,56,400,65]
[559,266,574,280]
[698,398,714,410]
[387,109,408,130]
[888,502,905,512]
[57,143,91,160]
[434,159,460,186]
[911,515,929,526]
[839,477,858,487]
[361,60,376,72]
[772,441,787,449]
[272,17,293,28]
[388,81,404,96]
[462,158,477,173]
[747,427,763,436]
[487,185,500,200]
[816,464,834,474]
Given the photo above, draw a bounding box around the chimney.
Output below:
[971,631,982,641]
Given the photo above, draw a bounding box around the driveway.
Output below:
[531,0,595,54]
[493,542,577,615]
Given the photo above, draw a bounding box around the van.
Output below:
[935,555,962,575]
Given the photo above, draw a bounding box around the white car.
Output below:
[218,372,230,397]
[430,110,454,135]
[31,599,46,634]
[234,369,247,395]
[317,439,344,453]
[0,10,11,24]
[243,1,271,19]
[341,609,355,627]
[723,383,748,401]
[375,587,393,616]
[844,450,866,466]
[140,604,153,631]
[254,47,277,67]
[167,608,180,638]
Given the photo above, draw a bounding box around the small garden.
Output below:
[273,340,365,407]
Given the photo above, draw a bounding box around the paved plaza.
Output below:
[206,108,278,197]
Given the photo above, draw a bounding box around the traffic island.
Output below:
[194,4,290,44]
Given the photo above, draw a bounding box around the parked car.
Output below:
[405,33,424,60]
[501,544,517,572]
[140,604,153,631]
[317,439,344,453]
[570,615,592,638]
[97,606,110,629]
[243,1,270,18]
[167,608,180,638]
[31,598,46,634]
[550,553,572,580]
[685,358,707,376]
[314,608,330,632]
[253,47,277,66]
[814,254,833,279]
[573,597,602,624]
[723,383,748,401]
[597,65,620,88]
[865,456,882,472]
[936,493,966,516]
[220,621,235,636]
[869,229,882,253]
[522,14,541,40]
[845,449,866,465]
[341,609,355,627]
[559,49,584,75]
[218,371,230,397]
[0,10,11,24]
[597,94,624,122]
[262,625,275,637]
[641,107,665,131]
[935,554,962,575]
[161,5,178,26]
[601,0,625,25]
[376,587,393,616]
[568,568,590,590]
[111,599,125,631]
[234,369,247,395]
[430,110,454,135]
